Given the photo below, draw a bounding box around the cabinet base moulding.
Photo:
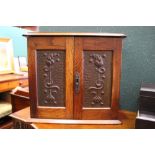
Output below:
[10,116,122,125]
[10,107,136,129]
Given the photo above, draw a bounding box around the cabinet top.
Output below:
[23,32,126,38]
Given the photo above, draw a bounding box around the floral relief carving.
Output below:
[88,53,106,105]
[43,53,60,105]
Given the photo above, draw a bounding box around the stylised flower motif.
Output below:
[90,54,106,73]
[94,55,104,68]
[45,53,60,66]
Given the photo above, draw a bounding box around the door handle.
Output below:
[75,72,80,93]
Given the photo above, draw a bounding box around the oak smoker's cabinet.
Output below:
[25,33,126,122]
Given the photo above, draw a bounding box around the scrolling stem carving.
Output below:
[43,53,60,105]
[88,53,106,105]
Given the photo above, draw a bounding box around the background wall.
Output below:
[39,26,155,112]
[0,26,29,57]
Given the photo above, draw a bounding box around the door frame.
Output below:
[28,36,74,119]
[73,37,122,120]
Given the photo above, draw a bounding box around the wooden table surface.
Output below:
[0,73,28,83]
[0,73,28,93]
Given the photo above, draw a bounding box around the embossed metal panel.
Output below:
[36,50,66,107]
[83,51,112,108]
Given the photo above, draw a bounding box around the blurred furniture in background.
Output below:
[135,83,155,129]
[0,92,12,129]
[18,56,28,72]
[11,86,29,113]
[0,74,28,93]
[0,73,28,128]
[14,57,28,73]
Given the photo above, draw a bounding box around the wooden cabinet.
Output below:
[25,33,126,121]
[11,87,29,112]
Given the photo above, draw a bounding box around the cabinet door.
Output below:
[28,37,74,119]
[74,37,122,120]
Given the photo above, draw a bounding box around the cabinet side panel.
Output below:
[83,51,112,108]
[36,50,66,107]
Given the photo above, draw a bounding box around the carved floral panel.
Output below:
[36,50,66,107]
[83,51,112,108]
